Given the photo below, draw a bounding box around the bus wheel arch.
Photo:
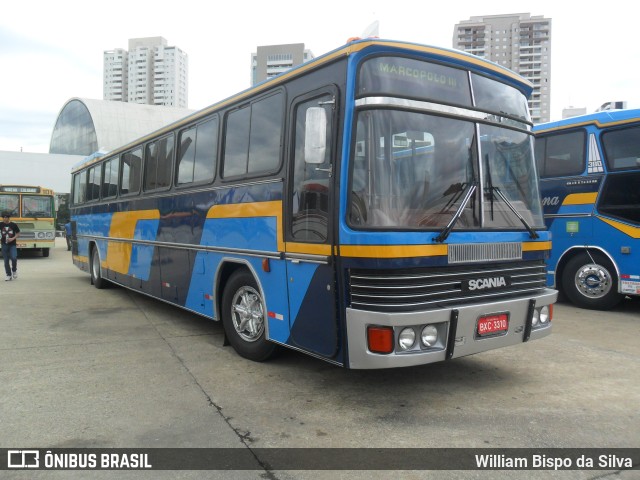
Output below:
[219,263,278,362]
[89,242,107,289]
[560,248,623,310]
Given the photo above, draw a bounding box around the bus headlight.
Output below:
[45,232,55,239]
[531,309,540,326]
[421,325,438,348]
[398,328,416,350]
[36,231,45,239]
[539,305,550,324]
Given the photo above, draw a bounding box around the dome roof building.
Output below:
[49,98,194,156]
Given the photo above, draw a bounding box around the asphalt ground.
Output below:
[1,238,638,479]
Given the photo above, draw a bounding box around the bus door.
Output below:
[285,89,339,359]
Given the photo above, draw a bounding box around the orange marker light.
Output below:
[262,258,270,272]
[367,326,394,354]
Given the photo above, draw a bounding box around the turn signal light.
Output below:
[367,326,394,354]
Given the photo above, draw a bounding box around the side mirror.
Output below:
[304,107,327,164]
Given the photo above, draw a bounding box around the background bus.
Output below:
[0,185,56,257]
[534,109,640,309]
[69,39,556,369]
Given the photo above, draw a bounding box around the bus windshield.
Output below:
[22,195,53,218]
[348,109,543,230]
[0,194,19,216]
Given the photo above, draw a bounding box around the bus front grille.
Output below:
[348,260,547,312]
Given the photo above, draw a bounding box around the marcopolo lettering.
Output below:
[378,62,458,87]
[464,276,510,291]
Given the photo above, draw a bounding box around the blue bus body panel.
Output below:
[535,109,640,295]
[71,181,344,363]
[129,219,159,281]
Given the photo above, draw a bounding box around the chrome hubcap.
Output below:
[575,263,612,298]
[230,286,265,342]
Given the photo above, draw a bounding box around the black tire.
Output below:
[221,270,277,362]
[90,246,107,289]
[562,252,623,310]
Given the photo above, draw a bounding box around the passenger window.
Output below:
[176,118,217,185]
[223,106,251,177]
[102,158,119,198]
[538,131,585,177]
[602,125,640,171]
[598,172,640,225]
[121,148,142,195]
[248,94,283,174]
[223,92,283,178]
[73,171,87,204]
[87,166,100,201]
[145,135,174,191]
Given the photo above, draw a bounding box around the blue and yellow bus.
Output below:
[69,39,556,368]
[534,109,640,310]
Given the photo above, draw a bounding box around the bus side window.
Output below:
[87,166,100,202]
[177,118,217,185]
[598,172,640,224]
[223,93,283,179]
[101,157,119,198]
[72,171,87,204]
[121,148,142,195]
[539,131,585,177]
[145,134,175,191]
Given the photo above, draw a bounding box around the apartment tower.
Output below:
[453,13,551,123]
[251,43,314,86]
[103,37,188,108]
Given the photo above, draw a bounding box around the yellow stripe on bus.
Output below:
[206,201,284,252]
[562,193,597,205]
[286,242,333,256]
[522,241,552,252]
[107,210,160,274]
[340,244,448,258]
[597,216,640,239]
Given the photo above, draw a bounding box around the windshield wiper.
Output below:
[489,186,539,239]
[433,182,477,243]
[484,153,538,239]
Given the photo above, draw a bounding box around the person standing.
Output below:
[1,212,20,281]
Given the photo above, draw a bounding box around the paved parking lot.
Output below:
[1,239,638,479]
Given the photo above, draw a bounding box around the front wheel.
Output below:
[562,252,623,310]
[221,270,277,362]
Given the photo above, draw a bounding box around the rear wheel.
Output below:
[221,270,277,362]
[562,252,623,310]
[90,246,107,289]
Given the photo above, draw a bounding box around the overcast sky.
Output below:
[0,0,636,153]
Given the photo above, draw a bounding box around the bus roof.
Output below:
[533,108,640,134]
[72,38,532,173]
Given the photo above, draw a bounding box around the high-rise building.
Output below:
[562,106,587,119]
[453,13,551,123]
[251,43,314,86]
[103,37,188,108]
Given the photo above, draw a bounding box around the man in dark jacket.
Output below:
[1,212,20,281]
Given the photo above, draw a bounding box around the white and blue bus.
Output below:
[534,109,640,310]
[69,39,556,368]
